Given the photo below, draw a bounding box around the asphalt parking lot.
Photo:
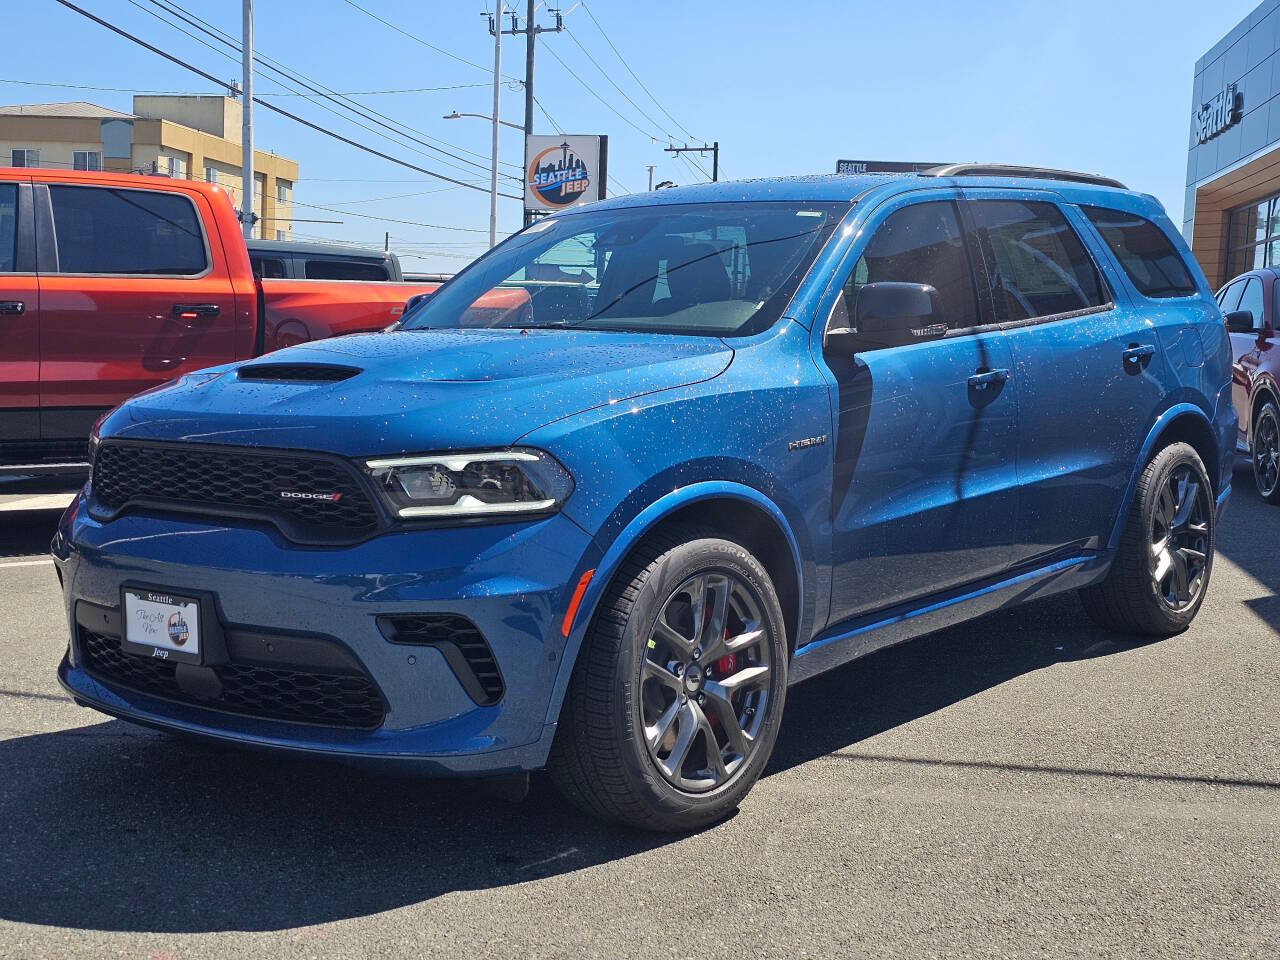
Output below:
[0,471,1276,960]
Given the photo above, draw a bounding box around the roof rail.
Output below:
[921,163,1126,190]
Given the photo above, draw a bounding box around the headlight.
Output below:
[364,449,573,520]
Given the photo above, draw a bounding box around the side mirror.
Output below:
[1224,309,1255,334]
[405,292,434,314]
[827,282,946,353]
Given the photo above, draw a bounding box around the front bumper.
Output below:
[54,495,597,774]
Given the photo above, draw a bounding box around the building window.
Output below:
[162,155,187,178]
[11,149,39,168]
[204,165,217,184]
[276,179,291,203]
[73,151,102,171]
[276,229,287,241]
[1226,195,1280,278]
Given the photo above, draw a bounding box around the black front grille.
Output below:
[78,628,386,729]
[237,363,360,382]
[91,441,381,542]
[379,614,504,705]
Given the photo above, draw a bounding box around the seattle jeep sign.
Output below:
[1194,83,1242,144]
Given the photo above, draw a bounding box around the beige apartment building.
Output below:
[0,95,296,239]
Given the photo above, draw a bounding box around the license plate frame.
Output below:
[120,586,204,665]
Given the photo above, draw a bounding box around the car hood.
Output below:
[104,328,734,455]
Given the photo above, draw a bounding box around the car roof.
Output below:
[575,170,1138,215]
[246,239,392,261]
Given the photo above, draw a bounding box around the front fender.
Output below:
[542,481,804,726]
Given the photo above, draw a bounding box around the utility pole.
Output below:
[496,4,563,226]
[646,165,655,191]
[663,142,720,182]
[240,0,255,238]
[487,2,503,248]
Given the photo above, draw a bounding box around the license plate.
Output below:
[122,588,201,662]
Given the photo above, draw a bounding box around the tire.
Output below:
[1251,400,1280,504]
[1080,442,1215,636]
[548,526,788,832]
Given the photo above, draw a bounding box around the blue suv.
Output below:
[54,164,1235,831]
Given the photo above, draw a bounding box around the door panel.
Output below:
[0,180,38,444]
[36,182,238,441]
[969,197,1163,561]
[821,196,1020,626]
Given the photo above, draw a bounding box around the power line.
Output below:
[0,77,491,96]
[578,0,699,144]
[540,41,661,142]
[50,0,522,199]
[142,0,522,181]
[289,199,494,233]
[340,0,523,83]
[563,26,675,142]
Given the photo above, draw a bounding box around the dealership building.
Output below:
[1184,0,1280,288]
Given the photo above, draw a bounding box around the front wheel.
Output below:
[1080,441,1215,636]
[1252,401,1280,504]
[548,527,788,832]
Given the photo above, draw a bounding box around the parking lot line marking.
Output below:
[0,558,52,569]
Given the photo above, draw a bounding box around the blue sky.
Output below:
[3,0,1263,271]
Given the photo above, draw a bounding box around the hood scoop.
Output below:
[237,363,361,383]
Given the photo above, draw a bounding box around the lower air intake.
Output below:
[378,614,504,705]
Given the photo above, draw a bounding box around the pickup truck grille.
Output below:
[91,441,381,543]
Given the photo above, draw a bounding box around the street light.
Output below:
[444,111,524,131]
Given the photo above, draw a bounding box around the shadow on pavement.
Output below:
[0,509,61,559]
[0,474,1270,934]
[0,591,1138,935]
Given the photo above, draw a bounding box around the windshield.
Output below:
[400,201,848,336]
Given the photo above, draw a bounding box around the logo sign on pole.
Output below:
[525,134,608,214]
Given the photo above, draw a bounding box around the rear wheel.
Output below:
[1252,401,1280,504]
[1080,442,1215,636]
[548,527,788,832]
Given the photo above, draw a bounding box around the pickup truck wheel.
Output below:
[1080,442,1215,636]
[548,527,788,832]
[1253,401,1280,504]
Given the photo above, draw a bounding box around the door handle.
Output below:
[171,303,221,320]
[1122,343,1156,373]
[967,368,1010,391]
[0,300,24,316]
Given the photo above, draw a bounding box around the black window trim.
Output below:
[40,182,213,280]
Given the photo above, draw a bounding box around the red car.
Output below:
[0,167,440,490]
[1216,269,1280,502]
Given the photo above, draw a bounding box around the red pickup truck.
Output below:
[0,167,440,488]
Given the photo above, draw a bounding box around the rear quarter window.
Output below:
[303,259,390,281]
[1081,206,1198,299]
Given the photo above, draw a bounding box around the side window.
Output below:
[48,186,207,276]
[1081,206,1197,298]
[1237,277,1264,330]
[303,259,390,281]
[250,256,287,279]
[970,199,1106,322]
[1219,280,1243,311]
[835,200,980,340]
[0,184,16,272]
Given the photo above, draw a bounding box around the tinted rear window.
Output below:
[304,259,389,281]
[1082,206,1197,299]
[251,256,287,279]
[49,185,207,275]
[969,199,1107,322]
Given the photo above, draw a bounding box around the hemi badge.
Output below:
[788,435,827,451]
